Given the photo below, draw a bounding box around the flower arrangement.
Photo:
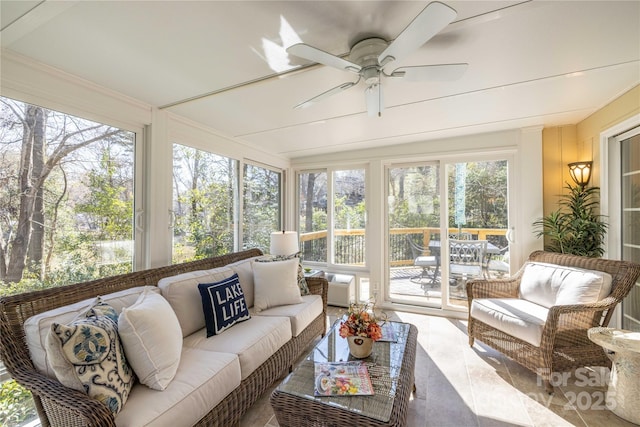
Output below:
[338,301,384,341]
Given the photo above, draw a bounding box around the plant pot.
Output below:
[347,336,374,358]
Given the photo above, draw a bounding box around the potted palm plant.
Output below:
[533,183,608,257]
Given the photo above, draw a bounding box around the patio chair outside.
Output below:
[407,235,439,286]
[449,239,488,283]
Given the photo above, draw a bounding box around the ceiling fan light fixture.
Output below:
[365,83,384,117]
[362,66,380,85]
[286,2,464,115]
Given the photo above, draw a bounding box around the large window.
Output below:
[242,163,281,252]
[172,144,238,263]
[0,96,137,427]
[298,168,366,267]
[0,96,136,293]
[333,169,366,266]
[298,171,327,263]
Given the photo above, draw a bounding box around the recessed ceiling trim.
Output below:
[235,60,640,139]
[1,1,77,45]
[159,61,320,110]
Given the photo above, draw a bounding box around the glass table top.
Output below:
[275,319,411,423]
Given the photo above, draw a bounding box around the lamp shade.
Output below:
[270,231,299,256]
[568,161,592,188]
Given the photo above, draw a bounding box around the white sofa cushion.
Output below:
[253,258,302,312]
[252,294,323,337]
[519,262,613,308]
[24,286,159,378]
[228,256,261,308]
[119,289,182,390]
[470,298,548,347]
[158,267,234,337]
[183,316,291,380]
[115,347,240,427]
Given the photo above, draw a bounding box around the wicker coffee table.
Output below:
[270,319,418,426]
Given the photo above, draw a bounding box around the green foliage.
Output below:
[533,184,607,257]
[75,150,133,240]
[0,380,37,427]
[447,161,508,228]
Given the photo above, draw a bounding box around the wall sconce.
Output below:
[568,161,592,188]
[270,231,299,256]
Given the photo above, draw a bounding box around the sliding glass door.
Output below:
[386,157,512,310]
[620,130,640,331]
[387,163,441,307]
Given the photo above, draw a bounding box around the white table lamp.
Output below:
[270,231,299,256]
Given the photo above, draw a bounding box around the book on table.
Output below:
[314,361,374,396]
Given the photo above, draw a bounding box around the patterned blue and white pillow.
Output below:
[198,273,251,337]
[46,299,135,415]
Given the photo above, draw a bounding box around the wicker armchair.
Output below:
[466,251,640,393]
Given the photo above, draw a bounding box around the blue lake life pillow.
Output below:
[198,273,250,337]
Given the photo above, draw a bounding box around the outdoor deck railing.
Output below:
[300,227,508,266]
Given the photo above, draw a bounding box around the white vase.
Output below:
[347,336,374,358]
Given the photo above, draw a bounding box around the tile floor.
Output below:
[240,307,637,427]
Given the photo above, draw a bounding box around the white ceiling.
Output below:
[1,1,639,159]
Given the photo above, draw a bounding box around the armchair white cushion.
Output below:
[519,262,612,308]
[470,298,548,346]
[471,261,614,348]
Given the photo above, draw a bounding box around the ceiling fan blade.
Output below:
[378,2,457,67]
[390,63,468,81]
[365,84,384,117]
[287,43,361,74]
[294,81,358,109]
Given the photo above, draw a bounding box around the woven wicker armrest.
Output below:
[544,296,619,328]
[15,368,115,427]
[466,277,520,300]
[305,277,328,307]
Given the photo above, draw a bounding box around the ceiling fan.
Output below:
[286,1,468,117]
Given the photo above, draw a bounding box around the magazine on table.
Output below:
[314,361,374,396]
[378,322,397,342]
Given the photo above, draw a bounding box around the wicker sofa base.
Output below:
[195,312,326,427]
[0,249,329,427]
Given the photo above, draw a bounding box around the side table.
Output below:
[587,327,640,424]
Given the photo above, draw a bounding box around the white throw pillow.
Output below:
[119,289,182,390]
[519,262,613,308]
[253,258,302,312]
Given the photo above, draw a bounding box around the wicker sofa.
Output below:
[0,248,328,427]
[467,250,640,393]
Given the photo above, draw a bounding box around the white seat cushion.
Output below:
[414,255,437,267]
[252,294,323,337]
[24,286,160,378]
[451,264,483,277]
[519,262,613,308]
[115,347,240,427]
[158,267,234,337]
[183,316,291,380]
[470,298,549,347]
